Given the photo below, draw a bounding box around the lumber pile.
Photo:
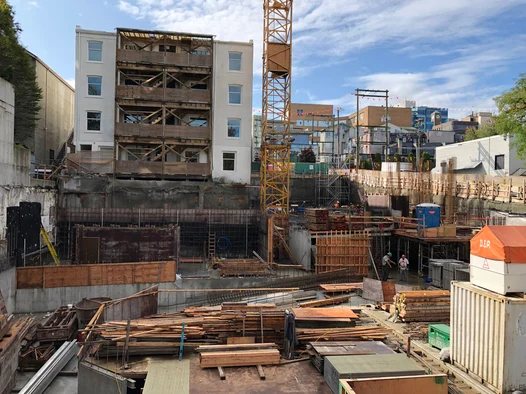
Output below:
[0,316,35,394]
[197,343,280,368]
[329,215,348,230]
[305,208,329,231]
[320,283,363,293]
[296,326,391,341]
[298,295,350,308]
[403,323,429,341]
[90,303,286,357]
[394,290,450,322]
[215,259,270,277]
[349,216,365,230]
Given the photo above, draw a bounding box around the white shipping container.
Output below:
[451,281,526,393]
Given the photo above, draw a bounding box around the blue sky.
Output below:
[10,0,526,119]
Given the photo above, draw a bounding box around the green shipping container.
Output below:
[428,324,450,350]
[251,162,261,173]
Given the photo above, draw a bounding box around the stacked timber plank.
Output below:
[329,215,348,230]
[215,259,270,277]
[197,343,280,368]
[394,290,450,322]
[320,283,363,293]
[305,208,329,231]
[91,303,286,357]
[296,326,391,341]
[298,295,350,308]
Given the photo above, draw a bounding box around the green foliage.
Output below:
[298,146,316,163]
[394,153,401,162]
[465,121,499,141]
[0,0,42,145]
[494,73,526,158]
[360,159,372,170]
[373,153,382,163]
[408,153,415,163]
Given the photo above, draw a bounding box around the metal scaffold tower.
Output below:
[260,0,293,216]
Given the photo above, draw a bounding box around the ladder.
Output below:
[208,233,216,260]
[40,223,60,266]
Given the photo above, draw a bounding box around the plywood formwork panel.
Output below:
[16,261,177,289]
[315,231,370,275]
[16,267,44,289]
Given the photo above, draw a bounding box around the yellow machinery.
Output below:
[260,0,293,263]
[260,0,293,216]
[40,223,60,266]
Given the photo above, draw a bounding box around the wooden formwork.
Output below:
[315,231,370,275]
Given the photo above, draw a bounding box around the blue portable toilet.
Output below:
[416,203,441,229]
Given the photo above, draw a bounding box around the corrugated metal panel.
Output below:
[451,281,526,393]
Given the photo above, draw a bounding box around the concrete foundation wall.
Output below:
[289,227,312,270]
[58,177,257,210]
[0,268,16,313]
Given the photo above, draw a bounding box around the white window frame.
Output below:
[87,41,103,62]
[229,52,242,71]
[86,111,102,132]
[222,152,236,172]
[227,118,241,138]
[184,150,199,163]
[87,76,102,97]
[228,85,242,105]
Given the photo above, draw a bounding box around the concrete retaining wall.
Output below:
[0,268,16,313]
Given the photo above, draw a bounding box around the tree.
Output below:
[298,146,316,163]
[494,73,526,158]
[0,0,42,146]
[394,153,401,162]
[465,120,499,141]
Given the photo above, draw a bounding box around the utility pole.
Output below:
[337,107,341,168]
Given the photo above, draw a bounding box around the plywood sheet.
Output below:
[44,266,89,288]
[341,374,448,394]
[315,231,370,275]
[362,278,384,302]
[292,307,358,320]
[16,267,43,289]
[143,359,190,394]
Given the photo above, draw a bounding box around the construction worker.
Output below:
[399,254,409,282]
[334,200,340,208]
[382,252,394,281]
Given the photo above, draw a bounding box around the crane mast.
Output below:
[260,0,293,217]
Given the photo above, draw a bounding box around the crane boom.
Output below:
[260,0,293,216]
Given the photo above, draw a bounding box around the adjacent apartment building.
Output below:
[74,26,253,183]
[27,51,75,169]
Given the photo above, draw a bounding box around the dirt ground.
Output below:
[189,354,332,394]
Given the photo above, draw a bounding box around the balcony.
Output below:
[116,86,211,104]
[115,123,211,140]
[115,160,210,177]
[117,49,212,68]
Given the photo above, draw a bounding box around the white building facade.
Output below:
[74,27,253,184]
[434,135,526,176]
[211,40,253,183]
[74,26,116,152]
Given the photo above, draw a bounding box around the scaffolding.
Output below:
[114,28,213,180]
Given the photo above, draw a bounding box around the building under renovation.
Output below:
[73,26,253,183]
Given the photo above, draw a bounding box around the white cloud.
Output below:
[118,0,141,17]
[114,0,526,111]
[28,1,38,8]
[65,78,75,89]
